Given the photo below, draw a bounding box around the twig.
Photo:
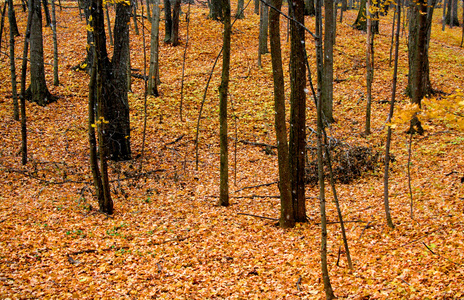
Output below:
[422,242,463,266]
[358,221,372,240]
[237,212,279,221]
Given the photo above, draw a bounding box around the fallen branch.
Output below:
[422,242,463,266]
[234,181,278,193]
[237,212,279,221]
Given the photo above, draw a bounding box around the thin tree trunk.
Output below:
[383,0,400,230]
[269,0,295,228]
[164,0,172,41]
[442,0,446,31]
[51,0,59,86]
[235,0,245,18]
[42,0,51,26]
[389,7,396,66]
[146,0,151,22]
[322,0,335,123]
[289,0,307,222]
[20,0,33,165]
[219,0,231,206]
[8,0,19,121]
[461,0,464,47]
[254,0,259,14]
[1,2,8,53]
[88,47,103,206]
[365,0,374,134]
[180,1,191,120]
[148,0,160,96]
[258,0,269,67]
[132,1,139,34]
[171,0,181,45]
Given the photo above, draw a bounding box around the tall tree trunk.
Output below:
[322,0,335,123]
[258,0,269,67]
[148,0,160,96]
[289,0,306,222]
[164,0,172,41]
[171,0,181,45]
[105,3,113,46]
[445,0,459,26]
[29,0,53,106]
[254,0,259,14]
[20,0,32,165]
[132,0,139,34]
[235,0,244,18]
[42,0,51,27]
[105,1,132,161]
[383,0,401,229]
[209,0,223,20]
[8,0,19,121]
[51,0,59,86]
[219,0,231,206]
[316,2,335,297]
[269,0,295,228]
[365,0,374,134]
[91,0,114,214]
[305,0,315,15]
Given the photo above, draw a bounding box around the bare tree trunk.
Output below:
[442,0,446,31]
[316,0,335,297]
[148,0,160,96]
[164,0,172,41]
[51,0,59,86]
[29,0,53,106]
[171,0,181,45]
[305,0,315,15]
[20,0,33,165]
[322,0,335,123]
[219,0,231,206]
[132,0,139,34]
[91,0,114,214]
[383,0,401,230]
[235,0,244,18]
[461,0,464,47]
[8,0,19,121]
[258,0,269,67]
[365,0,374,134]
[269,0,295,228]
[289,0,307,222]
[254,0,259,14]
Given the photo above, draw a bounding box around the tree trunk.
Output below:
[148,0,160,96]
[353,0,367,30]
[105,3,113,46]
[258,0,269,67]
[269,0,295,228]
[235,0,244,18]
[51,0,59,86]
[164,0,172,41]
[29,0,53,106]
[289,0,306,222]
[219,0,231,206]
[305,0,315,15]
[8,0,19,121]
[132,1,139,34]
[383,0,401,229]
[209,0,223,20]
[171,0,181,45]
[91,0,113,214]
[254,0,259,14]
[105,1,132,161]
[365,0,374,134]
[20,0,32,165]
[322,0,335,123]
[42,0,51,27]
[445,0,459,26]
[316,2,335,297]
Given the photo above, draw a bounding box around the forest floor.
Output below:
[1,1,464,299]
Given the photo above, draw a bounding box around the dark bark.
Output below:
[51,0,59,86]
[105,3,113,46]
[91,0,113,214]
[219,0,231,206]
[269,0,295,228]
[42,0,51,26]
[407,0,436,133]
[235,0,245,18]
[305,0,315,15]
[322,0,335,123]
[171,0,181,45]
[148,0,160,96]
[254,0,259,14]
[258,0,269,67]
[209,0,223,20]
[105,2,132,160]
[8,0,19,121]
[365,0,374,134]
[316,1,335,297]
[383,0,401,229]
[29,0,54,106]
[164,0,172,41]
[289,0,306,222]
[445,0,459,26]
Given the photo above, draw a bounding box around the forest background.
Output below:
[0,0,464,298]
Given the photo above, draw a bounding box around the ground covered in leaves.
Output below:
[1,2,464,299]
